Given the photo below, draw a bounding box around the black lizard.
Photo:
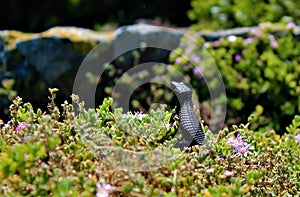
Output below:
[171,81,206,149]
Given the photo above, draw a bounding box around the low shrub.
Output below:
[0,90,300,196]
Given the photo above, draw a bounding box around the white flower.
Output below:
[96,182,113,197]
[227,35,237,42]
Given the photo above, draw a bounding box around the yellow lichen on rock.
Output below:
[0,30,38,50]
[0,27,114,52]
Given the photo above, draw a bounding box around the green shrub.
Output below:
[170,22,300,132]
[1,90,300,196]
[188,0,300,30]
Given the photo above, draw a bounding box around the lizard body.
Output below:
[171,81,205,148]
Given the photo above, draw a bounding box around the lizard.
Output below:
[170,81,206,149]
[170,81,227,159]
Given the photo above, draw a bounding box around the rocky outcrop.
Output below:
[0,25,185,118]
[0,27,112,118]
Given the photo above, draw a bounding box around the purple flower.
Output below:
[235,144,253,157]
[234,54,242,62]
[174,57,181,64]
[16,122,29,132]
[224,170,234,177]
[244,37,254,44]
[193,66,205,78]
[295,134,300,144]
[270,40,278,48]
[190,55,200,63]
[213,40,220,47]
[96,183,113,197]
[182,63,192,69]
[227,134,246,148]
[227,134,254,157]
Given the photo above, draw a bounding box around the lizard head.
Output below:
[171,81,192,98]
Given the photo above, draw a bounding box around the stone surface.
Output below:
[114,24,183,65]
[0,25,185,118]
[198,26,255,41]
[0,27,113,119]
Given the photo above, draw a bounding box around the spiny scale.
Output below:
[180,98,205,146]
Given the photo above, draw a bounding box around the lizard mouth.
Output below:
[171,81,178,89]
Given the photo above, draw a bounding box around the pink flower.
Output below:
[227,134,254,157]
[287,22,297,29]
[174,57,181,64]
[250,28,261,37]
[179,42,186,48]
[244,37,254,44]
[213,40,220,47]
[16,122,29,132]
[269,35,278,48]
[224,171,234,177]
[295,134,300,144]
[193,66,205,79]
[190,55,200,63]
[227,134,246,148]
[206,168,214,173]
[96,183,113,197]
[235,54,242,62]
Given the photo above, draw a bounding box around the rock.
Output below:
[114,24,183,65]
[0,25,185,119]
[16,37,84,83]
[1,27,112,80]
[0,27,112,119]
[197,26,255,41]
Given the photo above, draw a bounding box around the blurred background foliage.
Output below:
[188,0,300,30]
[170,24,300,133]
[1,0,300,32]
[0,0,192,32]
